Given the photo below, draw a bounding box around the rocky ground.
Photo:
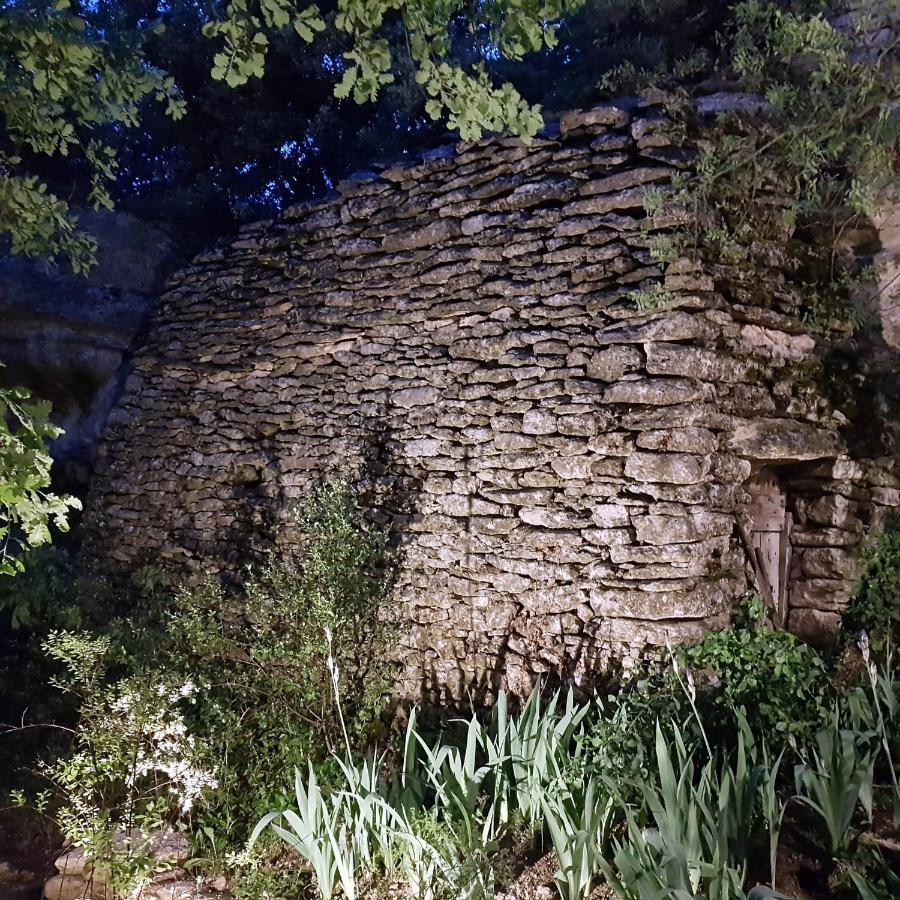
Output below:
[0,810,57,900]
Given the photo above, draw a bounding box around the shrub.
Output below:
[680,593,831,746]
[0,544,81,632]
[229,861,307,900]
[577,594,831,788]
[0,545,84,793]
[577,671,688,791]
[4,477,401,882]
[21,630,216,897]
[0,383,80,577]
[843,521,900,654]
[161,478,399,846]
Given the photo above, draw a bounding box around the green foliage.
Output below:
[71,0,729,231]
[415,714,499,848]
[628,283,680,311]
[681,593,831,743]
[485,687,588,832]
[0,0,184,270]
[758,741,787,890]
[381,804,509,900]
[542,778,613,900]
[24,594,900,900]
[844,521,900,653]
[725,0,898,218]
[846,639,900,827]
[247,665,891,900]
[0,543,80,630]
[0,382,80,577]
[578,674,683,791]
[203,0,326,88]
[614,0,900,324]
[741,0,894,222]
[597,723,778,900]
[250,764,359,900]
[239,547,900,897]
[0,477,400,887]
[578,594,831,797]
[846,849,900,900]
[231,855,309,900]
[205,0,584,141]
[254,684,591,899]
[581,657,898,900]
[797,266,872,334]
[597,47,710,97]
[161,478,398,846]
[229,860,307,900]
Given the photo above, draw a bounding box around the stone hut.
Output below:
[82,99,900,700]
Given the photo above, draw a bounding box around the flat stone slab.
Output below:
[727,418,842,462]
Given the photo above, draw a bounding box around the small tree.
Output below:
[0,381,80,576]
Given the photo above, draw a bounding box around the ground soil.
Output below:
[2,801,898,900]
[0,808,60,899]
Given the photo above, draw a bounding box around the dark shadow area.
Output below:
[819,339,900,458]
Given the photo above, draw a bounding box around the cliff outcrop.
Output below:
[0,210,189,492]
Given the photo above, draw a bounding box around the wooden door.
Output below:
[745,467,792,626]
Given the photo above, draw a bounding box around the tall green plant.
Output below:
[844,523,900,653]
[485,687,588,832]
[542,778,614,900]
[757,742,787,889]
[416,714,497,847]
[794,717,874,856]
[250,764,358,900]
[598,723,779,900]
[254,684,595,900]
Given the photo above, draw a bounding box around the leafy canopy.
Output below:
[0,0,185,271]
[3,0,586,266]
[204,0,586,141]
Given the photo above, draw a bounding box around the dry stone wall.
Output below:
[83,98,899,700]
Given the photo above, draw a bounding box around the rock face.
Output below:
[82,101,899,700]
[0,210,189,493]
